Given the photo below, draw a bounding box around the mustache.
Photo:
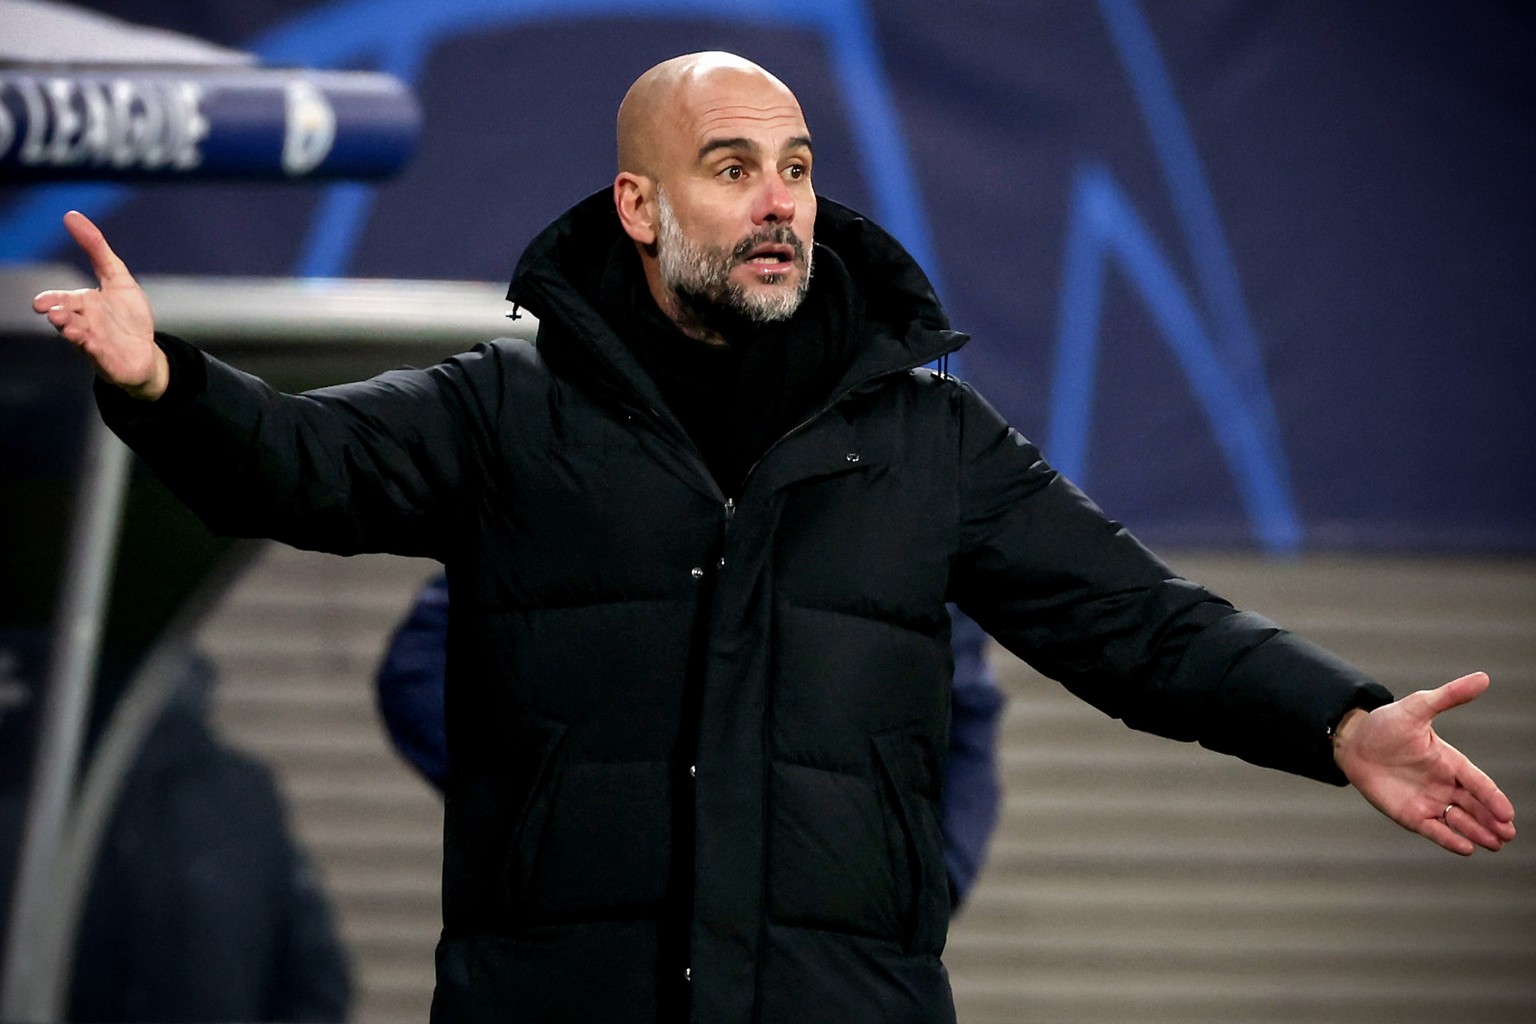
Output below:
[730,226,807,264]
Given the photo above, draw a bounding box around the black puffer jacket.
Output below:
[100,192,1391,1024]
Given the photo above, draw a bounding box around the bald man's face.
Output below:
[646,67,816,323]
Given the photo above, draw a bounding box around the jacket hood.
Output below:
[506,189,967,401]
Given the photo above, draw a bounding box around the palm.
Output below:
[32,211,164,398]
[1336,672,1517,855]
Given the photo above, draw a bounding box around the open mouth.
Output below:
[742,243,796,270]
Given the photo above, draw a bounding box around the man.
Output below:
[373,577,1005,907]
[34,52,1514,1024]
[69,650,352,1024]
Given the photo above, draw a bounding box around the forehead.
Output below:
[668,71,808,160]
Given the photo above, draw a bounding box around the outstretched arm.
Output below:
[32,211,167,400]
[1332,671,1516,855]
[29,210,490,559]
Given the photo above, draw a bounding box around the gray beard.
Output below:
[655,189,813,324]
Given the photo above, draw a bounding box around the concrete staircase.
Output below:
[199,547,442,1024]
[946,554,1536,1024]
[198,547,1536,1024]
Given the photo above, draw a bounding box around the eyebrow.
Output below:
[696,134,814,163]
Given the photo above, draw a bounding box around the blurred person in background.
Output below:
[68,649,351,1024]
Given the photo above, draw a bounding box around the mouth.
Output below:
[739,243,798,275]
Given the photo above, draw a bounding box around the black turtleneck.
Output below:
[598,246,861,497]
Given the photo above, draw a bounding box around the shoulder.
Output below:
[881,367,1004,427]
[439,336,549,383]
[413,335,557,425]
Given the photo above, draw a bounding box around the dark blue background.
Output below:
[5,0,1532,552]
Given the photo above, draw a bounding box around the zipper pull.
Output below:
[716,498,738,571]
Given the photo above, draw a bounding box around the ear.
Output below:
[614,172,657,245]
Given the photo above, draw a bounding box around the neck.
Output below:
[639,248,758,348]
[653,286,734,348]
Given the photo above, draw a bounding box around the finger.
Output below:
[1452,786,1518,842]
[1435,735,1517,824]
[1419,671,1490,718]
[47,307,87,344]
[1458,800,1518,845]
[33,287,89,314]
[62,210,135,289]
[1420,816,1476,856]
[1444,803,1509,852]
[1457,762,1516,825]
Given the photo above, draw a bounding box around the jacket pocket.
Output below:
[767,761,905,941]
[503,713,569,913]
[871,729,948,954]
[523,760,673,923]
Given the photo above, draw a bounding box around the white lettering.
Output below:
[44,78,84,165]
[0,91,14,157]
[0,75,210,173]
[170,82,208,170]
[136,82,167,169]
[17,77,48,163]
[283,79,335,176]
[109,79,143,168]
[76,81,113,164]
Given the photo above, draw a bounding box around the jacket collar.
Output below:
[506,189,968,412]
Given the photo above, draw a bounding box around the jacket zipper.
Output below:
[733,346,958,496]
[611,338,959,504]
[717,497,736,571]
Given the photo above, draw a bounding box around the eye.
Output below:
[721,165,745,181]
[785,164,807,181]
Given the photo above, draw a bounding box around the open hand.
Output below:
[32,211,166,400]
[1333,672,1516,855]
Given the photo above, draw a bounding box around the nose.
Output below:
[755,174,796,225]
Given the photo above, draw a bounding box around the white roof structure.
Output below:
[0,0,255,66]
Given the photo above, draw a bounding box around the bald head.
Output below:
[612,52,817,343]
[616,52,800,178]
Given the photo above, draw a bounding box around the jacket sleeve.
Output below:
[95,333,516,559]
[946,383,1391,785]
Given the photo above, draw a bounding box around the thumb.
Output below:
[62,210,136,289]
[1419,671,1491,719]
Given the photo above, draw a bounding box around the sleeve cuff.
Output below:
[1168,610,1395,785]
[93,332,208,423]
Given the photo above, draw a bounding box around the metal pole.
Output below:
[30,538,265,1022]
[0,413,132,1023]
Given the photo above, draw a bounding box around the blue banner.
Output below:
[0,68,418,181]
